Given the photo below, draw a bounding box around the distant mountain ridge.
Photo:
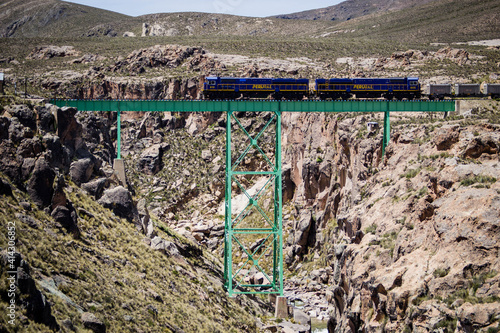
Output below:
[0,0,498,43]
[275,0,438,21]
[0,0,137,37]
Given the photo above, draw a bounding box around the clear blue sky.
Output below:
[64,0,343,17]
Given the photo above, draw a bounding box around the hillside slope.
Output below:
[0,0,139,37]
[275,0,438,21]
[324,0,500,43]
[1,0,497,43]
[0,102,271,332]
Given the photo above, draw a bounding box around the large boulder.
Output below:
[42,133,67,171]
[27,156,56,208]
[6,104,37,131]
[150,236,180,257]
[51,204,80,238]
[98,186,136,222]
[462,135,499,158]
[70,158,95,185]
[81,312,106,333]
[137,143,168,175]
[81,177,109,199]
[293,308,311,327]
[55,107,83,152]
[35,104,56,133]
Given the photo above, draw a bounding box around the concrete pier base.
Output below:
[275,296,288,318]
[455,100,461,115]
[113,159,127,186]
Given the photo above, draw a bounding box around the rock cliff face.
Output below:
[278,111,500,332]
[42,45,224,100]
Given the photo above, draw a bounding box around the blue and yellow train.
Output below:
[202,76,422,100]
[203,77,310,100]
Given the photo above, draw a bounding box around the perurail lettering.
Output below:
[353,85,374,90]
[253,84,272,89]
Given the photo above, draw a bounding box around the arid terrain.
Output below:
[0,0,499,332]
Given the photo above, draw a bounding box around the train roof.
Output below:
[209,76,308,80]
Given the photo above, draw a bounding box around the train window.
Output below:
[410,81,418,86]
[209,81,216,85]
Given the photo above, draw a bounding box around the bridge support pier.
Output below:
[275,296,288,318]
[113,158,127,186]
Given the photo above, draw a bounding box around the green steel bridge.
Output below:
[51,99,455,297]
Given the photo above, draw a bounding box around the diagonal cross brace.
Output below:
[224,109,283,296]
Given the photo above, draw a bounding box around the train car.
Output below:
[315,77,421,100]
[455,84,481,97]
[202,76,309,100]
[425,84,452,100]
[484,84,500,98]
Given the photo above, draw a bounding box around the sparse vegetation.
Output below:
[365,223,377,235]
[460,175,497,187]
[433,268,450,278]
[380,231,398,257]
[403,168,421,179]
[0,175,264,332]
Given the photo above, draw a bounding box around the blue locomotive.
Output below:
[315,77,421,100]
[203,76,309,100]
[203,76,422,100]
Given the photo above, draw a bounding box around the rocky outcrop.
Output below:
[44,76,205,101]
[137,143,168,175]
[1,251,59,330]
[98,186,137,222]
[354,47,470,71]
[27,156,56,208]
[276,112,500,332]
[0,100,274,332]
[81,177,109,199]
[81,312,106,333]
[27,45,79,60]
[109,44,223,75]
[433,125,460,151]
[462,135,499,158]
[0,104,113,239]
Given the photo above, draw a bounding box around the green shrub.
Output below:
[460,175,497,187]
[365,223,377,234]
[404,168,421,179]
[433,268,450,278]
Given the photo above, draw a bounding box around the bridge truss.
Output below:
[51,99,455,296]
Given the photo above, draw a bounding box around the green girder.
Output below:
[50,98,455,296]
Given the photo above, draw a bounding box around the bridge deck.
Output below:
[51,99,455,113]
